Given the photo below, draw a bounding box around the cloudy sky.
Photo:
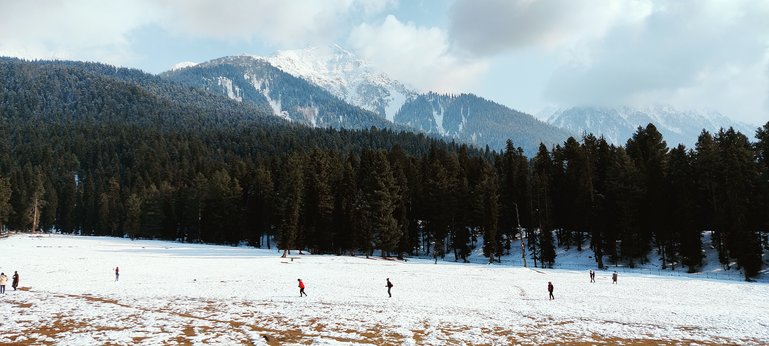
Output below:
[1,0,767,125]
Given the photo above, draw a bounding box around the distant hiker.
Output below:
[0,272,7,294]
[589,270,595,283]
[12,271,19,290]
[115,267,120,282]
[547,281,554,300]
[386,278,393,298]
[298,279,307,297]
[612,271,618,284]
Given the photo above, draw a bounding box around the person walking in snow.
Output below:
[11,271,19,290]
[547,281,554,300]
[0,272,7,294]
[612,271,618,284]
[386,278,393,298]
[115,266,120,282]
[589,270,595,283]
[298,278,307,297]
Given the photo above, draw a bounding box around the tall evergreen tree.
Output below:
[666,145,701,272]
[532,144,556,266]
[606,147,643,265]
[693,131,724,262]
[715,128,762,278]
[303,148,335,253]
[0,176,11,232]
[275,153,304,257]
[625,124,668,264]
[476,162,500,263]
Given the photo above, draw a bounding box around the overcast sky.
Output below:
[1,0,767,125]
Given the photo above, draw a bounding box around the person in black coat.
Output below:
[386,278,393,298]
[548,281,554,300]
[11,271,19,290]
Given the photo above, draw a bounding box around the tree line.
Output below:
[1,57,767,278]
[1,119,767,277]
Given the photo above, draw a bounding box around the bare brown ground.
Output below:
[7,292,756,345]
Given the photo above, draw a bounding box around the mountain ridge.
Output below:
[544,105,759,147]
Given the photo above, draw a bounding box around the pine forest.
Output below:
[1,58,768,279]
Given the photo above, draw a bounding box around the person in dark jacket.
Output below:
[386,278,393,298]
[612,271,618,284]
[115,266,120,281]
[548,281,554,300]
[589,270,595,283]
[11,271,19,290]
[298,278,307,297]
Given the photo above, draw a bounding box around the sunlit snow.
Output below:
[0,234,767,345]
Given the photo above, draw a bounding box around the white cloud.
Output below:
[448,0,652,56]
[0,0,396,65]
[446,0,769,125]
[541,0,769,125]
[0,0,159,66]
[348,15,489,93]
[154,0,395,46]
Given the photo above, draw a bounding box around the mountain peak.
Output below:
[250,45,416,122]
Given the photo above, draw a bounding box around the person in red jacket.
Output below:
[548,281,554,300]
[298,278,307,297]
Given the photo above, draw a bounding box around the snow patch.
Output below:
[170,61,198,71]
[216,77,242,102]
[244,74,290,121]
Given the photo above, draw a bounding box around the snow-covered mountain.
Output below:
[544,105,759,147]
[396,92,571,155]
[257,45,417,122]
[160,55,396,130]
[163,49,570,154]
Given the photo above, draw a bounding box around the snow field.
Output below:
[0,234,767,345]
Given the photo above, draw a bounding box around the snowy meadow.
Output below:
[1,234,768,345]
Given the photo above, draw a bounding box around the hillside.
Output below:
[160,55,399,130]
[169,48,571,155]
[396,92,572,155]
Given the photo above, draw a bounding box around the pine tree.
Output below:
[693,131,723,263]
[333,155,358,255]
[125,193,142,239]
[423,146,454,260]
[250,162,274,248]
[27,168,47,233]
[476,162,499,263]
[532,144,556,266]
[56,173,78,234]
[276,153,304,257]
[754,122,769,244]
[625,124,668,265]
[303,148,335,253]
[606,147,643,265]
[666,145,701,272]
[0,176,11,232]
[358,150,401,257]
[715,128,762,278]
[389,149,412,259]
